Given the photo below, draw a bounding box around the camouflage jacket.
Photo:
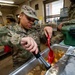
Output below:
[0,23,45,67]
[68,3,75,20]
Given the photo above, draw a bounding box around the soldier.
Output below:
[4,14,17,53]
[0,5,52,68]
[6,14,16,25]
[68,0,75,20]
[58,0,75,30]
[51,0,75,45]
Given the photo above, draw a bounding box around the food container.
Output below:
[45,46,75,75]
[45,53,68,75]
[9,44,69,75]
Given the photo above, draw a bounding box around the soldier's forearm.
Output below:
[0,27,22,46]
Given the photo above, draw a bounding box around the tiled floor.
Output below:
[0,44,47,75]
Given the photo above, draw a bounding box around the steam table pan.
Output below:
[9,44,69,75]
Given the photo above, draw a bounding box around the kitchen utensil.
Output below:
[33,52,51,70]
[47,34,54,64]
[24,42,51,70]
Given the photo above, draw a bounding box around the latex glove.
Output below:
[44,26,53,38]
[21,37,38,54]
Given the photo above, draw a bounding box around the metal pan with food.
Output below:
[9,44,68,75]
[45,46,75,75]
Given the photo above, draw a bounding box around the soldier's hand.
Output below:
[21,37,38,54]
[44,26,53,38]
[57,22,63,30]
[57,21,66,30]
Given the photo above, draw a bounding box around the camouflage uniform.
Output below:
[68,2,75,20]
[54,1,75,45]
[0,20,46,68]
[0,5,48,68]
[62,1,75,25]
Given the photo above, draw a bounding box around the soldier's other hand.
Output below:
[57,22,63,30]
[44,26,53,38]
[57,21,66,30]
[21,37,38,54]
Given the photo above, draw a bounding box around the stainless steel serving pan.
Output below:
[45,46,75,75]
[9,44,69,75]
[45,52,69,75]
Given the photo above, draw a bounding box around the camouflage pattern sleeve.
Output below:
[61,19,75,27]
[68,3,75,20]
[0,26,22,46]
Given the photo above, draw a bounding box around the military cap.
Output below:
[21,5,39,20]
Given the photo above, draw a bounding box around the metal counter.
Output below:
[9,44,69,75]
